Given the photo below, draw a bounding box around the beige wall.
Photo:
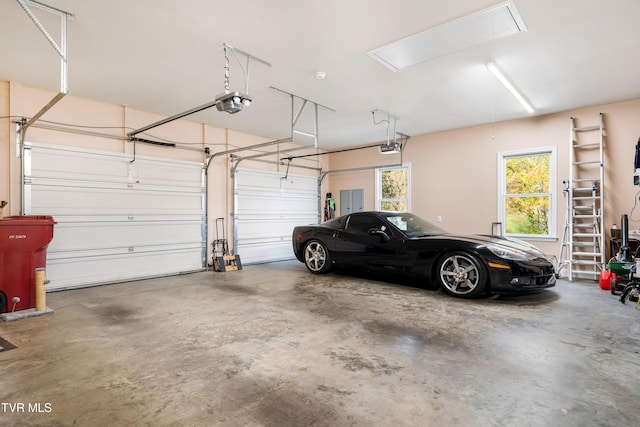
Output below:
[328,98,640,257]
[3,80,639,260]
[0,81,325,254]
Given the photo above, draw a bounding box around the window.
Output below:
[375,164,410,212]
[383,212,447,236]
[346,214,389,234]
[498,148,556,239]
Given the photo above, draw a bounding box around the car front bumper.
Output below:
[487,257,556,292]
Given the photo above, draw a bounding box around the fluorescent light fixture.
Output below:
[487,62,534,113]
[368,1,527,71]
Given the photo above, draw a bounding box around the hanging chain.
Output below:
[223,44,230,93]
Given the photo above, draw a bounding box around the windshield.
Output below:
[382,212,449,237]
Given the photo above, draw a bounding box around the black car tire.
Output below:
[303,240,332,274]
[0,291,6,313]
[436,251,487,298]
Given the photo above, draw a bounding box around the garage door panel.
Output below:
[25,142,205,290]
[134,159,203,185]
[28,144,204,187]
[28,181,201,216]
[236,240,294,264]
[50,220,202,251]
[236,217,315,239]
[28,145,129,183]
[237,195,317,216]
[235,170,318,264]
[46,246,203,289]
[48,242,202,260]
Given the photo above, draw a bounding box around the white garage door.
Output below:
[24,142,205,290]
[235,169,318,264]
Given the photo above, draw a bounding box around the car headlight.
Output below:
[487,244,535,261]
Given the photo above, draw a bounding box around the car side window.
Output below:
[346,215,389,235]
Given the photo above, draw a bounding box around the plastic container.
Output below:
[0,216,56,313]
[600,270,616,290]
[606,261,634,277]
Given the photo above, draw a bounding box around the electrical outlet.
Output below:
[437,216,442,222]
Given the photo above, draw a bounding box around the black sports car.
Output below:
[292,211,556,298]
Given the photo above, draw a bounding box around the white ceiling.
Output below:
[2,0,639,149]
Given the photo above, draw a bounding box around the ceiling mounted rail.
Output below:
[232,145,322,181]
[280,132,410,162]
[205,137,294,174]
[127,100,218,140]
[127,43,270,155]
[235,145,314,164]
[125,100,216,162]
[270,87,335,148]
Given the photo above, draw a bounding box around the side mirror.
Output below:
[368,228,390,242]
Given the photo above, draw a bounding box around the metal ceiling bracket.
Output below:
[17,0,74,96]
[270,87,335,148]
[223,44,272,69]
[16,0,74,143]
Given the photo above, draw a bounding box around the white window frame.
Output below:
[375,163,411,212]
[497,147,556,240]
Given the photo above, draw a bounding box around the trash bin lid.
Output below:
[0,215,57,225]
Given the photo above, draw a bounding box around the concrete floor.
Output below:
[1,261,639,427]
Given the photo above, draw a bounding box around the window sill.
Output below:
[505,234,557,242]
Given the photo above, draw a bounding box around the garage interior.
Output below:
[1,1,640,426]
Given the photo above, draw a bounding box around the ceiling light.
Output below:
[487,62,534,113]
[368,1,526,71]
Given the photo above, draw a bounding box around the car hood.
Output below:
[417,233,546,256]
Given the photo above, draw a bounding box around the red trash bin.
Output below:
[0,216,56,313]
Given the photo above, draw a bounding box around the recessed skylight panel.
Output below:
[368,1,527,71]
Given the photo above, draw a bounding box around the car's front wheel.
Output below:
[303,240,332,273]
[436,252,487,298]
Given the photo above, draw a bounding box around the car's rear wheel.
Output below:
[436,252,487,298]
[0,291,6,313]
[303,240,331,273]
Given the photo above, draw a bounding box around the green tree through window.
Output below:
[504,154,550,235]
[377,166,409,212]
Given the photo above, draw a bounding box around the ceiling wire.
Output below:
[223,44,251,95]
[230,48,249,94]
[372,109,398,144]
